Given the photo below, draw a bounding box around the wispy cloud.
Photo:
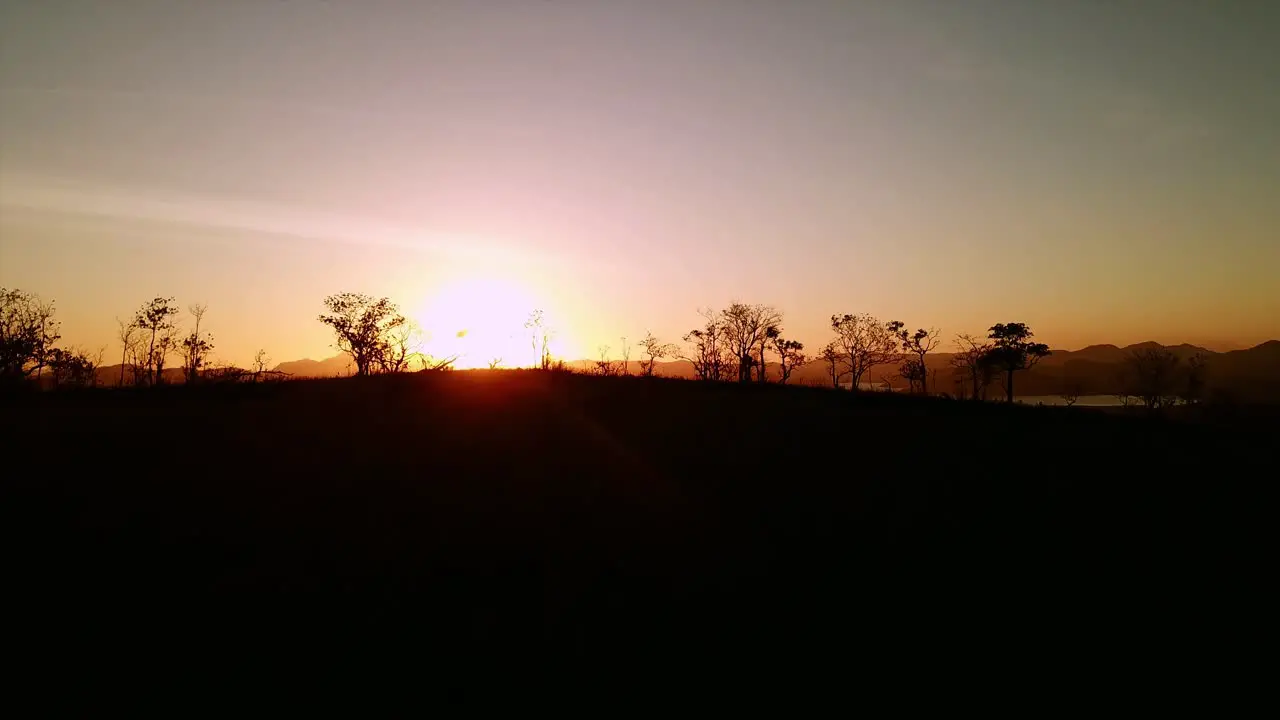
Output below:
[0,174,604,272]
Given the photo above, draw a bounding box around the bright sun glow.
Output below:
[416,275,567,369]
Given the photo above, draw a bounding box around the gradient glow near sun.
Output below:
[416,275,571,369]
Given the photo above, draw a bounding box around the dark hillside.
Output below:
[3,372,1271,678]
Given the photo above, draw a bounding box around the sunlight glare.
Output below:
[416,274,566,369]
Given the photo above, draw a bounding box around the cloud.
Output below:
[0,174,601,272]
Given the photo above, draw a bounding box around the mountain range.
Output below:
[84,340,1279,401]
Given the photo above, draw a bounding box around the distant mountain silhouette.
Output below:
[1058,344,1127,364]
[92,365,186,387]
[263,340,1277,401]
[272,356,354,378]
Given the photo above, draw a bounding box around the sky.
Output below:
[2,0,1277,367]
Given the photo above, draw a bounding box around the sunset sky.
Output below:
[2,0,1277,367]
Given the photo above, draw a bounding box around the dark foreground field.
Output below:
[4,371,1273,686]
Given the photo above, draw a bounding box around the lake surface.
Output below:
[1016,395,1132,407]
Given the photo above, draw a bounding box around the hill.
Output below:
[4,371,1270,670]
[267,338,1279,401]
[272,355,355,377]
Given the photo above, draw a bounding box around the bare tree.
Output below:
[830,313,899,392]
[1,288,61,384]
[252,349,271,383]
[127,334,150,387]
[152,326,180,386]
[421,354,458,372]
[379,320,421,373]
[680,308,731,381]
[876,370,898,393]
[950,334,998,401]
[1112,363,1135,407]
[985,323,1051,403]
[593,345,622,377]
[771,333,806,385]
[523,310,554,370]
[721,303,781,383]
[317,293,406,376]
[895,325,941,395]
[89,346,106,387]
[1124,347,1181,411]
[389,322,458,372]
[181,303,213,384]
[638,331,676,377]
[115,317,140,387]
[819,341,843,389]
[1059,377,1083,407]
[133,297,179,386]
[619,336,631,376]
[488,357,504,370]
[899,358,926,394]
[206,364,248,384]
[1182,353,1208,405]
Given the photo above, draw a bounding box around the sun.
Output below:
[415,275,561,369]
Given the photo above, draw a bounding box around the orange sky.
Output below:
[2,1,1277,366]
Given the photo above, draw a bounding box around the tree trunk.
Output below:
[1005,369,1015,403]
[146,329,157,386]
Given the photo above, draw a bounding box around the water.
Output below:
[1016,394,1133,407]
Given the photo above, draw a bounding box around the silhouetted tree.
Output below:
[181,303,213,384]
[127,334,150,387]
[756,319,782,383]
[1113,364,1135,407]
[46,347,99,389]
[895,325,941,395]
[771,333,806,385]
[1125,347,1181,411]
[1182,353,1208,405]
[985,323,1051,403]
[1059,378,1083,407]
[949,334,997,401]
[206,364,248,384]
[525,310,553,370]
[133,297,179,386]
[722,303,781,383]
[115,317,139,387]
[680,309,731,381]
[379,321,420,373]
[252,349,271,383]
[421,354,458,372]
[760,326,779,382]
[1,288,60,385]
[318,293,406,377]
[153,327,180,386]
[830,313,899,391]
[488,357,503,370]
[819,341,843,389]
[899,358,926,393]
[638,331,676,377]
[593,345,622,377]
[619,337,631,376]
